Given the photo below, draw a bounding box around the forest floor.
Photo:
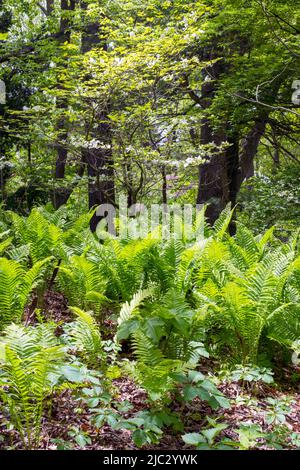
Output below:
[41,378,300,450]
[2,372,300,450]
[1,291,300,451]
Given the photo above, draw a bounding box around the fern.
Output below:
[56,255,108,313]
[10,209,62,263]
[117,287,206,389]
[0,236,12,255]
[200,235,300,363]
[267,304,300,347]
[0,324,65,449]
[212,204,234,240]
[66,307,104,367]
[117,288,154,326]
[132,330,164,366]
[0,257,51,328]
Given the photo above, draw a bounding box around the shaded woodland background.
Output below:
[0,0,299,233]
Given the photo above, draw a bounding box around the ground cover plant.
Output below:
[0,206,298,450]
[0,0,299,453]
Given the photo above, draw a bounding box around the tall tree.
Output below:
[53,0,76,209]
[81,1,115,232]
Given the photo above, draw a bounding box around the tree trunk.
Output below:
[197,115,268,228]
[239,117,268,184]
[124,160,134,207]
[46,0,54,15]
[162,166,167,204]
[196,61,229,225]
[226,132,240,235]
[52,0,75,209]
[194,38,286,227]
[81,5,115,232]
[0,0,12,204]
[271,124,280,168]
[82,117,115,232]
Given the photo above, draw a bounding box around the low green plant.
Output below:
[265,397,293,426]
[80,382,182,448]
[57,257,108,314]
[0,324,65,448]
[68,426,92,449]
[236,423,264,450]
[10,209,63,264]
[117,288,207,398]
[176,370,231,410]
[117,410,182,448]
[219,365,274,394]
[64,307,105,368]
[0,256,52,328]
[182,418,232,450]
[196,223,300,364]
[183,421,265,450]
[226,365,274,385]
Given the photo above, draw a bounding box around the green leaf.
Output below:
[202,424,228,445]
[75,433,91,448]
[132,429,148,447]
[182,433,204,446]
[117,319,140,341]
[61,365,85,383]
[183,385,199,401]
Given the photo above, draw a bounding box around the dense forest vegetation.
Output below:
[0,0,299,452]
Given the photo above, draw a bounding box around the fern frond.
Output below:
[117,288,154,326]
[131,330,164,366]
[212,204,234,240]
[0,324,66,449]
[67,307,103,366]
